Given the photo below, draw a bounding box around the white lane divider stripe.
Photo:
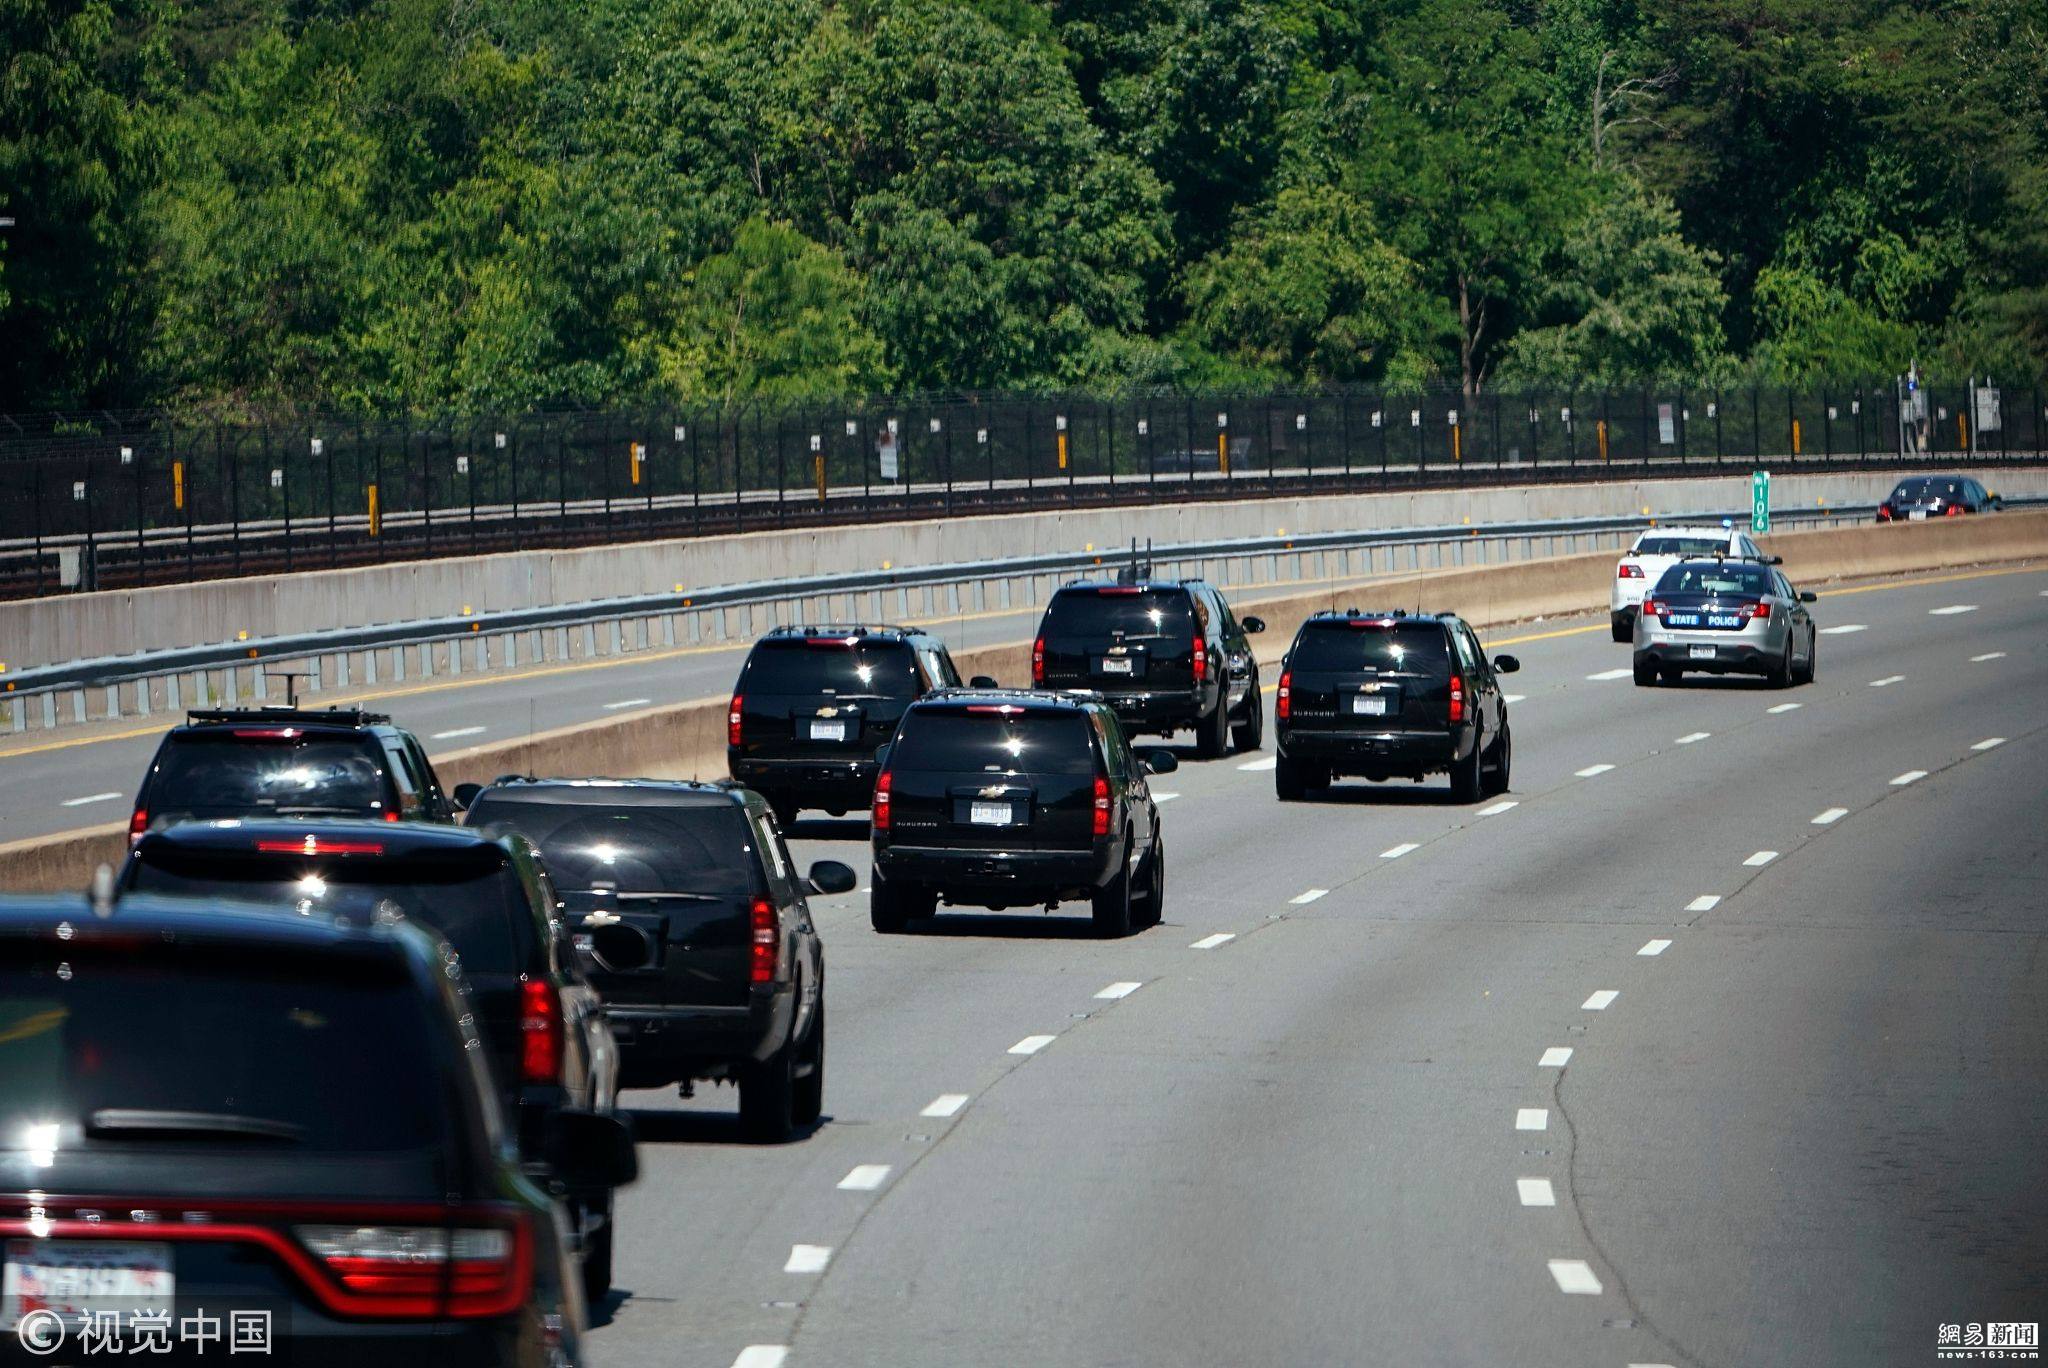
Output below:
[1582,990,1619,1011]
[1515,1109,1549,1131]
[784,1245,831,1274]
[1548,1260,1604,1295]
[1476,800,1519,816]
[1237,755,1278,772]
[1190,933,1235,950]
[1380,843,1420,859]
[837,1165,891,1192]
[1675,731,1711,744]
[1517,1178,1557,1207]
[1587,668,1634,681]
[1503,693,1526,704]
[1686,894,1722,912]
[1289,888,1329,905]
[1972,737,2005,751]
[60,792,122,807]
[1819,623,1867,634]
[1971,652,2007,662]
[1153,791,1181,803]
[1539,1047,1573,1068]
[920,1094,969,1118]
[432,726,487,739]
[1812,808,1848,825]
[1767,702,1801,714]
[602,697,652,710]
[1743,850,1779,867]
[1095,982,1142,1001]
[1869,675,1905,687]
[1008,1035,1056,1055]
[1574,763,1614,777]
[1929,604,1978,615]
[1891,770,1928,786]
[732,1348,789,1368]
[1638,939,1672,957]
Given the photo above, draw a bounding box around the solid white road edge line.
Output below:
[1582,990,1619,1011]
[920,1094,969,1118]
[1639,939,1672,957]
[1516,1109,1549,1131]
[837,1165,892,1192]
[1539,1047,1573,1068]
[1190,933,1235,950]
[1548,1260,1604,1295]
[1095,982,1142,1000]
[784,1245,831,1274]
[1517,1179,1557,1207]
[1813,808,1848,825]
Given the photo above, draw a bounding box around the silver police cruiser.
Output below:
[1632,554,1819,688]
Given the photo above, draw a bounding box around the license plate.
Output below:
[1099,657,1134,674]
[1350,695,1387,715]
[3,1240,174,1329]
[1705,614,1741,629]
[809,721,846,741]
[969,801,1015,826]
[1690,645,1717,660]
[1665,613,1701,627]
[1909,509,1928,521]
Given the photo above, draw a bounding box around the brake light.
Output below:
[1192,636,1206,683]
[873,770,892,832]
[1876,505,1893,521]
[1617,563,1645,579]
[1092,775,1110,838]
[129,808,148,844]
[750,896,778,984]
[519,979,561,1085]
[728,694,743,747]
[295,1219,531,1318]
[1641,598,1665,621]
[231,727,301,739]
[254,837,385,855]
[1945,504,1963,517]
[1031,637,1045,686]
[1738,600,1772,621]
[383,809,400,822]
[1449,674,1465,723]
[1277,670,1292,722]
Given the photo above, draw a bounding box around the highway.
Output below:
[573,563,2045,1368]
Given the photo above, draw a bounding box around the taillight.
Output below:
[1641,598,1665,621]
[1738,600,1772,621]
[1092,775,1110,838]
[1031,637,1045,686]
[1276,669,1291,722]
[728,694,743,747]
[750,896,778,984]
[295,1219,531,1319]
[383,809,401,822]
[1617,563,1644,579]
[1876,505,1893,521]
[1945,504,1963,517]
[1192,636,1206,683]
[519,979,561,1085]
[129,808,148,845]
[873,770,892,832]
[1449,674,1465,723]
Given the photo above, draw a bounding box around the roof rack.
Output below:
[763,623,914,639]
[184,705,391,727]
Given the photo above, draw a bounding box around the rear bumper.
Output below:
[729,754,878,809]
[1276,726,1461,775]
[874,843,1113,905]
[1634,623,1777,675]
[1088,687,1205,733]
[603,985,791,1086]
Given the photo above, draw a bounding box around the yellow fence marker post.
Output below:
[1057,431,1068,470]
[1792,419,1802,455]
[172,461,185,510]
[1597,420,1609,462]
[367,483,380,538]
[1217,431,1229,473]
[630,442,642,486]
[1958,414,1968,449]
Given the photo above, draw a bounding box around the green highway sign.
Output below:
[1751,469,1771,533]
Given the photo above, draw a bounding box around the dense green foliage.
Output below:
[3,0,2044,414]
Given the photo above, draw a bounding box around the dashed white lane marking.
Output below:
[602,697,652,710]
[1009,1035,1056,1055]
[1630,1363,1679,1368]
[1289,888,1329,905]
[1744,850,1779,867]
[1380,843,1420,859]
[1929,604,1978,615]
[1539,1047,1574,1068]
[1972,737,2006,751]
[784,1245,832,1274]
[1574,763,1614,777]
[1237,755,1278,772]
[1870,675,1906,687]
[1675,731,1711,745]
[1503,693,1526,704]
[1686,894,1722,913]
[1587,668,1634,681]
[1190,933,1236,950]
[60,792,122,807]
[837,1165,891,1192]
[1476,800,1519,816]
[432,726,487,739]
[1971,652,2007,662]
[1891,770,1928,786]
[1516,1109,1549,1131]
[1153,791,1181,803]
[1767,702,1801,714]
[1548,1259,1604,1295]
[921,1094,969,1118]
[1095,982,1142,1000]
[1819,624,1867,635]
[1517,1178,1558,1207]
[1639,939,1672,957]
[1813,808,1848,825]
[1582,990,1619,1011]
[732,1348,789,1368]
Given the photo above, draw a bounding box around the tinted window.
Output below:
[1635,535,1730,556]
[1287,621,1451,675]
[149,734,386,814]
[1042,589,1195,640]
[469,798,754,898]
[125,849,530,973]
[1653,563,1773,595]
[742,641,918,697]
[890,710,1098,774]
[0,945,446,1153]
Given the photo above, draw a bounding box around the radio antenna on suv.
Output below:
[1116,538,1154,584]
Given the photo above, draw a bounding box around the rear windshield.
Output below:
[1041,588,1196,640]
[741,640,918,698]
[125,849,529,973]
[0,946,445,1153]
[1287,621,1450,675]
[1892,478,1961,500]
[149,733,387,814]
[1635,535,1729,556]
[469,798,754,898]
[890,709,1097,774]
[1653,563,1772,596]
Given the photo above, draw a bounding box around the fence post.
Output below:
[227,429,241,576]
[281,428,293,574]
[133,437,146,586]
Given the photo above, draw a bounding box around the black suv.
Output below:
[128,706,456,844]
[120,819,629,1303]
[0,890,635,1366]
[461,778,854,1143]
[1273,610,1519,803]
[1031,579,1265,757]
[870,688,1177,937]
[727,624,975,826]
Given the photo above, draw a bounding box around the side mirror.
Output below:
[452,782,483,811]
[1767,555,1783,565]
[1145,750,1179,775]
[808,860,857,895]
[1799,591,1817,603]
[1241,615,1266,634]
[1492,654,1520,674]
[970,675,998,689]
[543,1108,637,1189]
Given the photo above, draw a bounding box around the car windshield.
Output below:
[1635,535,1730,555]
[1287,621,1450,675]
[890,710,1097,774]
[742,641,918,697]
[1654,563,1773,596]
[149,733,386,814]
[0,944,446,1154]
[1041,589,1196,640]
[468,798,754,897]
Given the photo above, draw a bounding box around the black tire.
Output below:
[792,1003,825,1126]
[1660,665,1683,686]
[1611,612,1633,643]
[740,1035,796,1142]
[1768,640,1793,689]
[1137,837,1166,927]
[769,797,799,830]
[1275,754,1308,802]
[579,1197,615,1306]
[1196,690,1231,758]
[1633,657,1656,686]
[1092,843,1134,937]
[870,875,911,934]
[1449,731,1483,803]
[1231,678,1264,752]
[1483,721,1512,797]
[1793,629,1816,685]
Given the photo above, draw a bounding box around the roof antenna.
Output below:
[89,863,118,918]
